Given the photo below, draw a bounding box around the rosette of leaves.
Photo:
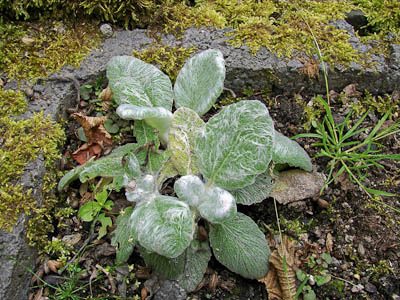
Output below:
[59,49,312,292]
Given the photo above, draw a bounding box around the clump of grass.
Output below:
[294,97,400,200]
[293,22,400,211]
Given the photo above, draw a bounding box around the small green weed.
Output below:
[293,97,400,206]
[295,253,333,300]
[78,188,114,240]
[294,21,400,210]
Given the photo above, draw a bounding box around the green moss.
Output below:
[0,88,65,233]
[354,0,400,35]
[341,91,400,119]
[3,1,399,72]
[132,42,197,82]
[0,21,101,81]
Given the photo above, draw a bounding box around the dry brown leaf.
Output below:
[299,58,319,78]
[47,260,63,273]
[269,236,297,300]
[326,233,334,253]
[33,288,43,300]
[99,85,113,111]
[71,143,102,165]
[141,287,148,300]
[72,113,113,146]
[258,264,283,300]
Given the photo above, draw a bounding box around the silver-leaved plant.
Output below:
[58,49,312,292]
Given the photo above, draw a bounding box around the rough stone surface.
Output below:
[0,74,76,300]
[270,169,326,204]
[153,280,187,300]
[1,24,399,299]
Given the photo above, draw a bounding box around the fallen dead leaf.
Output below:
[259,236,298,300]
[258,264,282,300]
[71,113,113,164]
[71,143,102,165]
[270,236,297,300]
[72,113,113,146]
[47,260,63,274]
[98,85,113,111]
[33,287,43,300]
[141,287,148,300]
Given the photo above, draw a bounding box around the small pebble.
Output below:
[80,101,89,107]
[364,282,377,293]
[100,23,113,37]
[25,87,34,98]
[358,243,366,256]
[317,198,330,209]
[21,36,35,45]
[62,233,82,246]
[353,274,360,280]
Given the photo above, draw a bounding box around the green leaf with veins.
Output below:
[209,212,270,279]
[58,143,139,192]
[230,170,276,205]
[78,201,101,222]
[97,213,112,240]
[157,158,179,186]
[106,55,173,110]
[141,238,211,293]
[134,120,158,146]
[169,107,205,175]
[174,49,225,116]
[195,100,274,189]
[141,247,184,280]
[133,120,172,173]
[123,152,142,180]
[273,130,312,172]
[111,207,136,264]
[131,195,194,258]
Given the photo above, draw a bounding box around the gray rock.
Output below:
[153,280,187,300]
[100,23,114,38]
[0,72,77,300]
[269,169,326,204]
[345,9,368,32]
[0,215,37,300]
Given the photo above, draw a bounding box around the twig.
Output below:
[223,87,236,98]
[96,264,116,293]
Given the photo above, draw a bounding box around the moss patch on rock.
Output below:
[0,88,65,232]
[132,42,196,82]
[0,20,101,81]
